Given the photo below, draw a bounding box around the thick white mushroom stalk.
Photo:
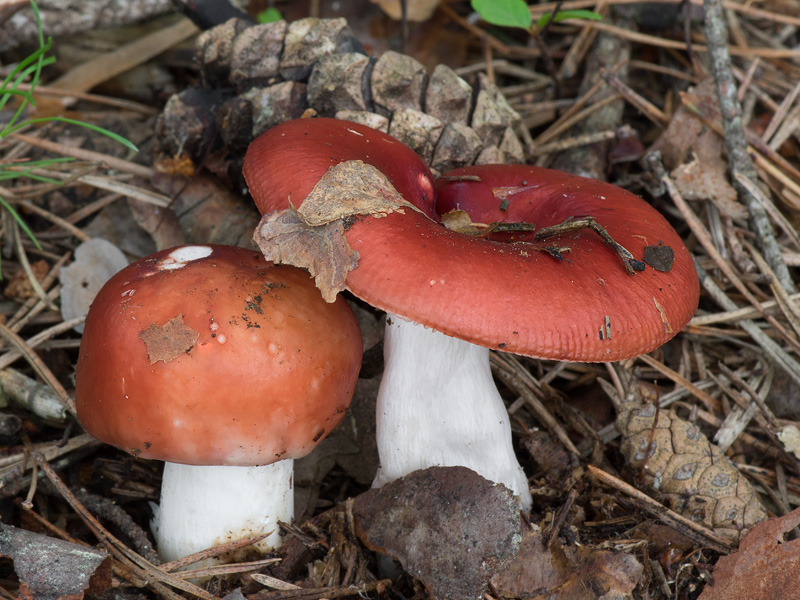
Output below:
[373,315,533,510]
[151,460,293,563]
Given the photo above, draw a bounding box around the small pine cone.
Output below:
[157,17,527,172]
[618,402,768,543]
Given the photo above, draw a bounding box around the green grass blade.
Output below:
[0,195,42,250]
[2,117,139,153]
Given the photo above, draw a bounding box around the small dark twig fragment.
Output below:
[534,217,644,274]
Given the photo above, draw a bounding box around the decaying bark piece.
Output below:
[0,522,112,600]
[353,467,522,600]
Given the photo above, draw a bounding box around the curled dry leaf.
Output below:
[294,160,417,225]
[670,130,747,221]
[698,507,800,600]
[492,525,643,599]
[254,210,359,303]
[0,523,112,600]
[353,466,522,600]
[254,160,418,302]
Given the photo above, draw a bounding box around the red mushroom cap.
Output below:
[242,117,437,219]
[245,120,698,362]
[75,245,363,466]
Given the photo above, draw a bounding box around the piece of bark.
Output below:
[430,122,483,174]
[354,467,522,600]
[335,110,390,132]
[0,0,173,52]
[244,81,309,138]
[0,523,112,600]
[388,109,444,163]
[195,17,254,87]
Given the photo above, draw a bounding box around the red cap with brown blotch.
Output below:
[75,244,363,466]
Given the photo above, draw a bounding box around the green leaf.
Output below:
[535,9,602,28]
[471,0,532,30]
[256,7,282,23]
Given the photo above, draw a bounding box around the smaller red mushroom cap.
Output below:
[75,245,363,466]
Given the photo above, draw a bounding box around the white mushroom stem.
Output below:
[373,315,533,510]
[152,459,293,563]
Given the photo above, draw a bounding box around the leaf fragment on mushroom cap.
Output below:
[296,159,419,225]
[254,210,359,303]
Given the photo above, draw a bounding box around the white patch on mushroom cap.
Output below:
[158,246,213,270]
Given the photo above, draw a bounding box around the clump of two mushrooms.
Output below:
[75,117,698,563]
[244,118,700,511]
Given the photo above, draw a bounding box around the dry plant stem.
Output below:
[248,580,391,600]
[702,0,795,295]
[695,259,800,388]
[567,18,800,58]
[587,465,733,553]
[690,293,800,325]
[0,321,75,416]
[12,82,158,115]
[32,454,221,600]
[10,132,154,178]
[601,69,669,126]
[159,532,273,572]
[651,156,800,355]
[735,174,800,251]
[637,354,721,412]
[528,0,800,27]
[13,226,55,311]
[0,316,85,371]
[49,18,199,94]
[490,352,580,456]
[438,3,512,55]
[15,200,90,242]
[74,487,158,562]
[19,505,150,588]
[174,557,280,580]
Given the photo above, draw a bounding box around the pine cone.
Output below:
[157,17,526,172]
[618,401,767,543]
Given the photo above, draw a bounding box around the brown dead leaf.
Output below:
[296,160,416,226]
[353,466,522,600]
[492,525,643,599]
[253,210,359,303]
[670,130,747,220]
[649,79,714,170]
[0,523,111,600]
[698,508,800,600]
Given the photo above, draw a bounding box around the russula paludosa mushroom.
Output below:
[243,118,699,510]
[74,245,362,561]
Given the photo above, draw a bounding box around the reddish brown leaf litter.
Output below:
[698,507,800,600]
